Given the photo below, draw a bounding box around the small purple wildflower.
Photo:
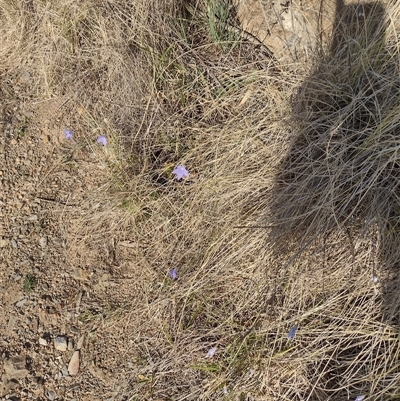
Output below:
[287,325,298,340]
[206,347,217,358]
[97,135,107,146]
[169,268,178,280]
[63,129,73,140]
[354,396,365,401]
[172,165,189,180]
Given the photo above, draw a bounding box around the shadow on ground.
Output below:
[266,0,400,398]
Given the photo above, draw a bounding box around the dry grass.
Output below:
[2,0,400,400]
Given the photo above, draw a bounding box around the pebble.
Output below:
[39,236,47,248]
[12,273,22,281]
[23,110,34,119]
[68,339,74,351]
[39,337,48,346]
[15,298,27,308]
[68,351,80,376]
[47,390,55,401]
[54,336,67,351]
[4,355,29,380]
[7,315,17,333]
[77,335,84,350]
[61,366,69,376]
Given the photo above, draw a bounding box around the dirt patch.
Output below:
[235,0,336,59]
[0,72,135,399]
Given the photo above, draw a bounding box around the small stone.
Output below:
[7,315,17,334]
[39,338,48,346]
[54,336,67,352]
[4,355,29,380]
[11,239,18,249]
[39,237,47,248]
[77,335,84,350]
[12,274,22,281]
[67,339,74,351]
[47,390,55,401]
[70,268,88,281]
[61,366,69,376]
[68,351,80,376]
[15,298,27,308]
[23,110,34,119]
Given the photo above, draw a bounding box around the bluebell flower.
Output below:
[287,325,298,340]
[206,347,217,358]
[169,268,178,280]
[97,135,107,146]
[172,165,189,180]
[63,129,73,139]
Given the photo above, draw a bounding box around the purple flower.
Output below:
[172,165,189,180]
[97,135,107,146]
[206,347,217,358]
[63,129,73,140]
[169,268,178,280]
[354,396,365,401]
[287,325,298,340]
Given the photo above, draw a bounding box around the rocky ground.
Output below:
[0,73,138,400]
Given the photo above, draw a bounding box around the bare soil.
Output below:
[0,74,137,400]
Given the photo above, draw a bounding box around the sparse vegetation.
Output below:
[23,275,37,293]
[1,0,400,400]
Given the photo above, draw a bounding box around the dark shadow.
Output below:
[272,0,391,242]
[265,1,400,399]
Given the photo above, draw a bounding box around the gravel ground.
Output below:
[0,75,136,401]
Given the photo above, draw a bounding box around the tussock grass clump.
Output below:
[2,0,400,400]
[273,2,400,246]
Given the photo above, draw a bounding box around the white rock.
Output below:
[54,336,67,351]
[39,338,48,346]
[15,298,27,308]
[39,236,47,248]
